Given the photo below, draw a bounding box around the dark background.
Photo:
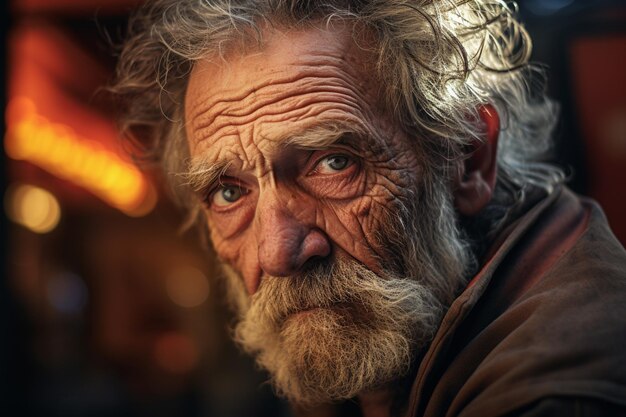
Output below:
[2,0,625,416]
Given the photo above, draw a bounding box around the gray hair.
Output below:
[111,0,563,238]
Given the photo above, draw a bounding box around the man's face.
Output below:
[184,24,422,294]
[183,24,464,405]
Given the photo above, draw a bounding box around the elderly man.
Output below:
[112,1,626,416]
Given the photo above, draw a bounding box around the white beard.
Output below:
[223,179,472,406]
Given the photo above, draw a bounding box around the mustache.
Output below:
[247,258,440,333]
[250,261,355,326]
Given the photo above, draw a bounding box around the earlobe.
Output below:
[454,104,500,217]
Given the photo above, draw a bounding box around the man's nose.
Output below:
[256,197,331,277]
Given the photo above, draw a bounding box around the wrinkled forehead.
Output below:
[183,22,382,152]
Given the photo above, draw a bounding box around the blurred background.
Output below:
[1,0,625,416]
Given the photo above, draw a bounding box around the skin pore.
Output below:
[184,23,422,296]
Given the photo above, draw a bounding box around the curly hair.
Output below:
[111,0,563,236]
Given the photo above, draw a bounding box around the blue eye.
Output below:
[317,154,352,173]
[212,185,243,206]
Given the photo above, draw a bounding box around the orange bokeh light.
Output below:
[5,97,155,216]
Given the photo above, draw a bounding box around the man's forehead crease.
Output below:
[189,75,359,128]
[187,67,299,115]
[186,91,247,138]
[186,93,304,147]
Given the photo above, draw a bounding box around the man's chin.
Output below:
[237,302,418,405]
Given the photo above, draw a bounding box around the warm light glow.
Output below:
[5,183,61,233]
[166,266,210,308]
[4,97,155,216]
[153,332,199,374]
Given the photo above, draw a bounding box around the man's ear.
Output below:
[454,104,499,216]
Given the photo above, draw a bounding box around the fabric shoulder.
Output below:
[449,197,626,417]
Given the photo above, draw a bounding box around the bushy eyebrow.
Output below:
[183,157,232,195]
[281,120,370,150]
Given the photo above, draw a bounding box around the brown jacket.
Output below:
[406,187,626,416]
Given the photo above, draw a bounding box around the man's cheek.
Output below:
[205,201,256,240]
[319,196,395,267]
[208,225,253,274]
